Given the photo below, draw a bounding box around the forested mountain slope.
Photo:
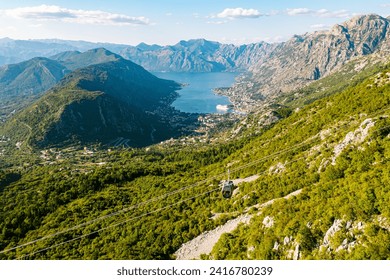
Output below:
[0,58,389,260]
[207,65,390,260]
[0,49,132,121]
[0,56,184,149]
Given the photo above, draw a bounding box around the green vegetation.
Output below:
[0,57,390,260]
[207,62,390,260]
[0,139,249,259]
[0,48,127,120]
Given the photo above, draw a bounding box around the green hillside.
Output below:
[0,48,140,122]
[208,64,390,260]
[0,57,389,260]
[0,57,69,119]
[0,57,184,149]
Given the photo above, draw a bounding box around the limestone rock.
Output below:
[331,118,375,164]
[262,216,275,228]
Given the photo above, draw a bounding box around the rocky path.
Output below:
[174,187,302,260]
[174,213,252,260]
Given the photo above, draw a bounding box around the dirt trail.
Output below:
[174,187,302,260]
[174,213,252,260]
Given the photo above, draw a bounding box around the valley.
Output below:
[0,14,390,261]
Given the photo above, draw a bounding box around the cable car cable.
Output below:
[17,186,221,260]
[2,112,390,256]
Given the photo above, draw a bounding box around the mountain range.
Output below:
[0,37,128,66]
[0,13,390,261]
[0,37,275,72]
[1,14,389,82]
[120,39,275,72]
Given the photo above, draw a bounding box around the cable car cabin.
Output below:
[221,180,234,199]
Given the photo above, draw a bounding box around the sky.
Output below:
[1,1,390,46]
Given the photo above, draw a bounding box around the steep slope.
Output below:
[223,52,390,128]
[205,62,390,260]
[0,57,182,148]
[0,48,122,99]
[233,14,390,108]
[0,57,68,97]
[0,58,69,121]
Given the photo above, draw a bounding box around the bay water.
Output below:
[153,72,238,113]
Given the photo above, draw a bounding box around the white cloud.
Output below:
[216,8,263,19]
[3,5,150,26]
[287,8,350,18]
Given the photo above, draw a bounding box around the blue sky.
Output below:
[1,1,390,45]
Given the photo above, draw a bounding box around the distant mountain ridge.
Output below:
[120,39,276,72]
[0,37,128,65]
[0,37,276,72]
[1,14,389,79]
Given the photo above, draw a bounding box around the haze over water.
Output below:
[153,72,238,113]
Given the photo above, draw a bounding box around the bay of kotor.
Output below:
[154,72,238,113]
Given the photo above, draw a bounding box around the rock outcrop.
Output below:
[331,118,375,164]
